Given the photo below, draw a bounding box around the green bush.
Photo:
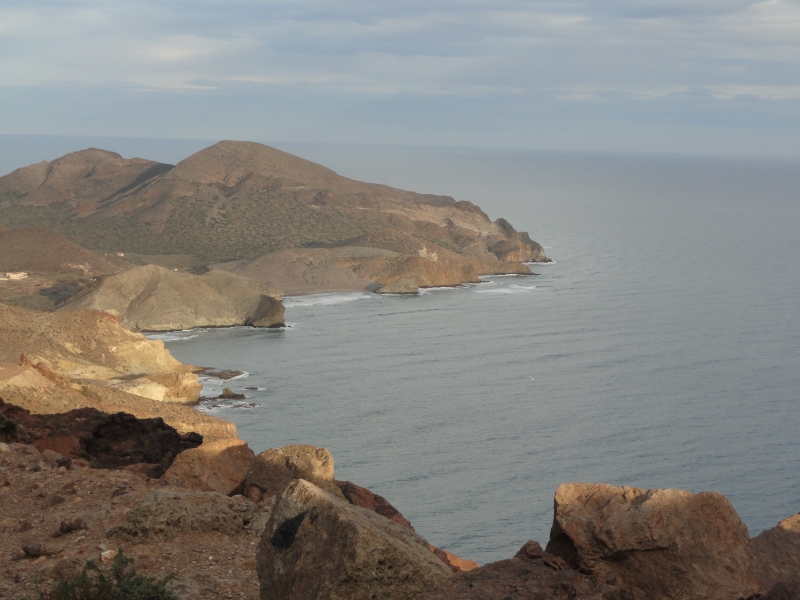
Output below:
[25,551,178,600]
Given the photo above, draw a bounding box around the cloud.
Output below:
[1,0,800,154]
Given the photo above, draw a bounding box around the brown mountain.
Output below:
[0,141,547,267]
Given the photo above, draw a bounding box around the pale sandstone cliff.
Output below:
[63,264,284,331]
[0,304,200,404]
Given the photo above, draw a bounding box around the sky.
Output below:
[2,1,800,157]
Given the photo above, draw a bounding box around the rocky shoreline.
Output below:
[0,275,796,600]
[1,401,797,600]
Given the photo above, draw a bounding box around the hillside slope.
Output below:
[0,227,124,274]
[0,141,547,266]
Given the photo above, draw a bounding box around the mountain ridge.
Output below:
[0,140,547,267]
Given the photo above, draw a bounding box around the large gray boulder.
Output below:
[64,264,283,331]
[545,483,758,600]
[257,479,452,600]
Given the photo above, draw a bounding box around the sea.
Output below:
[2,138,798,564]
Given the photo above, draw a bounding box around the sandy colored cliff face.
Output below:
[64,264,284,331]
[0,364,236,440]
[0,304,201,404]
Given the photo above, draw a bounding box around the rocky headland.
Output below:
[63,264,285,331]
[0,140,547,297]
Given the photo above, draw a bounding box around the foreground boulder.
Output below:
[164,438,256,495]
[244,444,345,500]
[545,483,758,600]
[257,479,452,600]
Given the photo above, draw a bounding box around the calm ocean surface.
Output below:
[4,138,793,564]
[146,147,800,563]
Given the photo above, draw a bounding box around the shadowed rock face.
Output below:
[257,479,452,600]
[415,540,625,600]
[545,483,758,600]
[0,398,201,472]
[63,264,284,331]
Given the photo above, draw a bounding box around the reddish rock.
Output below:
[545,483,758,600]
[33,436,81,458]
[163,438,256,496]
[430,545,480,573]
[750,513,800,592]
[246,486,262,504]
[335,479,415,530]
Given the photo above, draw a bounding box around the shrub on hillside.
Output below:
[24,551,178,600]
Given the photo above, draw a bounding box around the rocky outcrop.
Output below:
[244,444,345,501]
[489,218,548,262]
[246,294,285,327]
[750,513,800,592]
[257,479,452,600]
[0,304,201,403]
[0,398,202,472]
[545,483,758,600]
[64,265,284,331]
[164,438,256,495]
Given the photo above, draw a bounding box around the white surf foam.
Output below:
[418,286,460,294]
[475,284,537,295]
[146,331,201,342]
[283,292,374,308]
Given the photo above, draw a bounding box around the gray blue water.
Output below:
[146,148,800,564]
[2,137,795,564]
